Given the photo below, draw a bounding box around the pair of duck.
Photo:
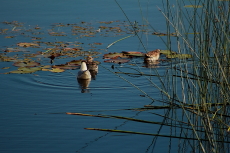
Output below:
[77,56,98,79]
[77,49,161,79]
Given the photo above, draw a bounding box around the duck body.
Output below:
[87,62,98,71]
[77,62,91,79]
[145,49,161,61]
[86,56,98,71]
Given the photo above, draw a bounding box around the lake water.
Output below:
[0,0,185,152]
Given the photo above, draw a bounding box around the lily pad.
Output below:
[5,36,15,38]
[10,67,42,74]
[160,50,177,55]
[13,61,40,67]
[17,42,40,47]
[94,43,103,45]
[0,55,18,62]
[166,54,192,59]
[63,48,82,51]
[52,64,79,70]
[9,70,27,74]
[4,48,25,53]
[41,65,51,69]
[184,5,202,8]
[18,67,42,72]
[49,32,67,36]
[49,68,65,73]
[103,52,129,59]
[104,59,130,64]
[66,60,83,66]
[122,51,145,57]
[41,68,51,72]
[2,67,10,69]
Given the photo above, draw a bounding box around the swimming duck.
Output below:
[145,49,161,61]
[86,56,93,63]
[86,56,98,72]
[77,61,91,79]
[144,49,161,66]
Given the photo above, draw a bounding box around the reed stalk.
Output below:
[113,0,230,152]
[74,0,230,152]
[154,0,230,152]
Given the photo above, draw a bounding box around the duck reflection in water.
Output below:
[77,61,91,93]
[77,78,91,93]
[144,49,160,68]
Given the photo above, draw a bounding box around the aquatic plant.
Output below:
[0,1,229,152]
[71,0,230,152]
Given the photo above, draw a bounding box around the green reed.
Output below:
[154,0,230,152]
[68,0,230,152]
[112,0,230,152]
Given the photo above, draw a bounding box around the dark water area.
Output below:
[0,0,184,152]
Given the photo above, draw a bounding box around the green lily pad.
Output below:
[49,68,65,73]
[66,60,83,66]
[160,50,177,55]
[9,70,27,74]
[13,61,40,67]
[41,65,51,69]
[184,5,202,8]
[166,54,192,59]
[18,67,42,71]
[9,67,42,74]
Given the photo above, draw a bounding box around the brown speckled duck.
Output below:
[86,56,98,72]
[145,49,161,60]
[144,49,161,64]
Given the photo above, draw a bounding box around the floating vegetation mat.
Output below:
[0,20,192,74]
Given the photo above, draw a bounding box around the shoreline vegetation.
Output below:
[86,0,230,152]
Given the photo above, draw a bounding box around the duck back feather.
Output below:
[77,62,91,79]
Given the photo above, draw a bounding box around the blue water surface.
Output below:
[0,0,182,152]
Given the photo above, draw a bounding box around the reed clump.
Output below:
[114,0,230,152]
[72,1,230,152]
[154,0,230,152]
